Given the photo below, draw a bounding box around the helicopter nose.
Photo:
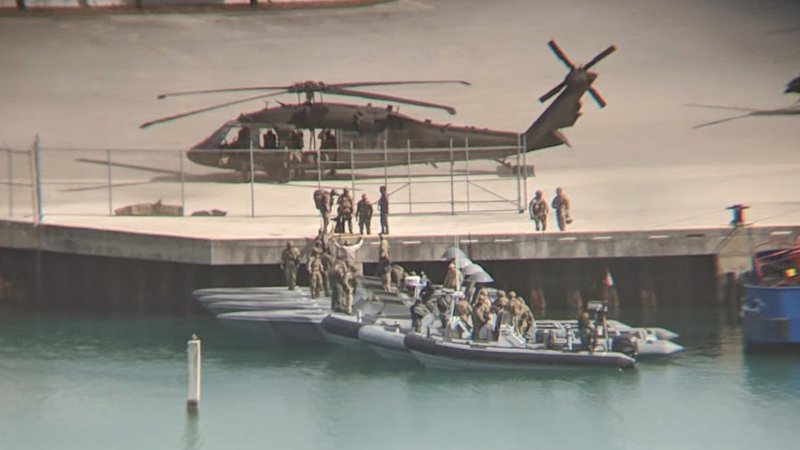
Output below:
[587,71,598,82]
[187,148,208,165]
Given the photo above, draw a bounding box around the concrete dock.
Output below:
[2,154,800,313]
[1,212,797,313]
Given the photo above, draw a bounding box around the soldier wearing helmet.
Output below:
[443,261,462,291]
[528,189,549,232]
[551,187,572,231]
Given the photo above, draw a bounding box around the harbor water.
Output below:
[2,306,799,450]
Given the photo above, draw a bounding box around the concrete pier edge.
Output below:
[1,219,797,311]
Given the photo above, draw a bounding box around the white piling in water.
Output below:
[187,334,201,413]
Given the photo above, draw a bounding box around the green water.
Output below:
[1,308,798,450]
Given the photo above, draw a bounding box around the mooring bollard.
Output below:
[187,334,201,414]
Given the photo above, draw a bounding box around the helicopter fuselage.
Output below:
[187,102,554,181]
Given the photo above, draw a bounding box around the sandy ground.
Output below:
[1,0,798,238]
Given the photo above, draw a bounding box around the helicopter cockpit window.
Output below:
[261,128,279,149]
[221,126,252,149]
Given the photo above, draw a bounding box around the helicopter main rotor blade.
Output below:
[692,113,753,129]
[588,87,607,108]
[330,80,472,89]
[157,86,292,100]
[548,40,576,70]
[157,80,472,99]
[327,87,458,114]
[683,103,758,112]
[539,80,567,103]
[583,45,617,71]
[141,91,288,128]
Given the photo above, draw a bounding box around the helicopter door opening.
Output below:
[259,127,280,149]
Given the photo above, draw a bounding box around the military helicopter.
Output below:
[141,40,616,182]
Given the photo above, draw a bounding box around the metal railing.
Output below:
[0,138,532,221]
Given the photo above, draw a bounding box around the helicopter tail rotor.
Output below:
[539,40,616,107]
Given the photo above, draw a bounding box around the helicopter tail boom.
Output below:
[522,41,615,152]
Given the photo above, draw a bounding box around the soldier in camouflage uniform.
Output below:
[528,190,549,232]
[356,193,373,235]
[472,295,493,340]
[410,298,432,333]
[279,242,301,290]
[338,261,356,314]
[551,187,572,232]
[508,291,534,337]
[307,249,324,299]
[314,189,332,234]
[337,188,354,234]
[378,185,390,235]
[443,262,462,291]
[454,297,473,335]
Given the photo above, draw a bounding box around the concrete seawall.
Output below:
[1,219,797,313]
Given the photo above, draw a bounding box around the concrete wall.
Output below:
[1,220,797,267]
[0,220,796,313]
[0,247,718,313]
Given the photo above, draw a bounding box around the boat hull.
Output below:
[358,324,418,362]
[404,334,635,370]
[205,300,325,315]
[217,310,329,343]
[193,286,311,299]
[320,314,371,350]
[742,284,800,349]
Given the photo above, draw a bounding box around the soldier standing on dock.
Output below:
[529,190,549,232]
[551,187,572,232]
[337,188,354,234]
[280,242,301,290]
[356,193,373,235]
[378,185,390,235]
[314,188,332,234]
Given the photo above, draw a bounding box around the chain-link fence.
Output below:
[0,139,533,221]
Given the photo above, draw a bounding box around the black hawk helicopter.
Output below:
[141,40,616,182]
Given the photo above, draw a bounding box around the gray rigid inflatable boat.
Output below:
[404,333,636,370]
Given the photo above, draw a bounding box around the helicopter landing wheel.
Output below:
[270,166,293,183]
[237,163,254,182]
